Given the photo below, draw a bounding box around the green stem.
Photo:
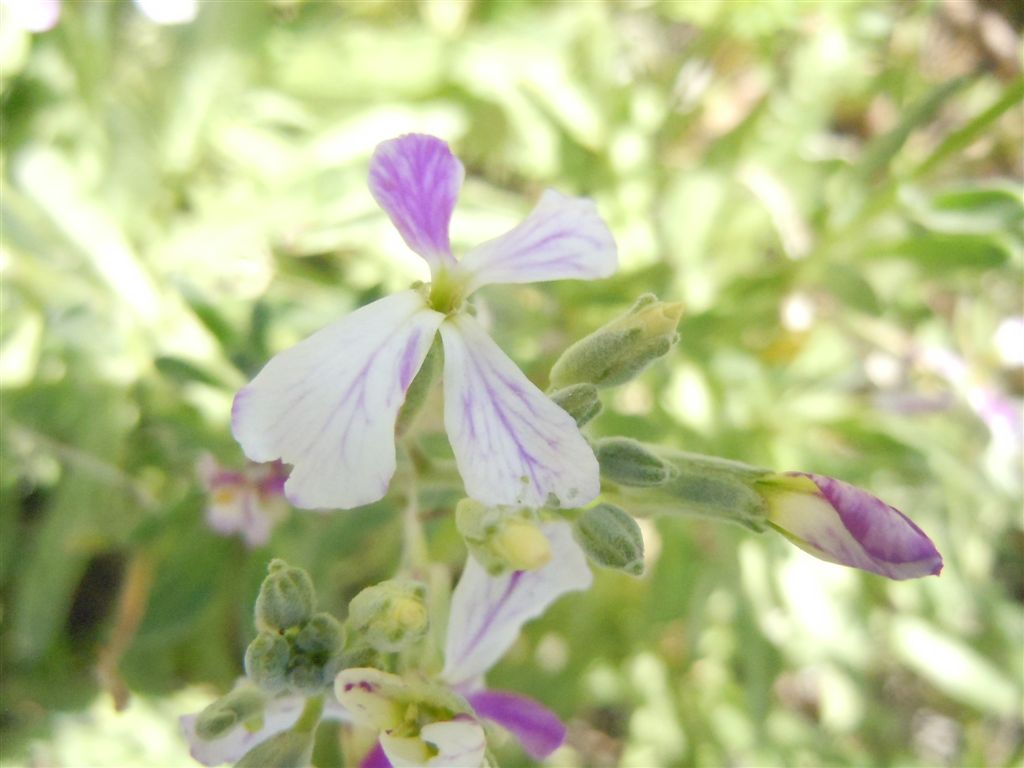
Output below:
[605,448,771,532]
[292,695,323,734]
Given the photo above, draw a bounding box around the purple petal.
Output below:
[443,522,592,686]
[770,473,943,580]
[438,314,600,508]
[232,291,444,510]
[468,690,566,760]
[460,189,617,293]
[359,742,392,768]
[369,134,463,271]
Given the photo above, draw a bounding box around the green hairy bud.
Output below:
[456,499,552,574]
[574,503,645,576]
[195,685,267,740]
[550,383,603,427]
[255,559,316,632]
[347,580,429,653]
[549,294,684,389]
[596,437,671,486]
[244,632,290,692]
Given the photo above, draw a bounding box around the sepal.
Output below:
[549,383,602,427]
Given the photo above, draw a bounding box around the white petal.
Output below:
[232,291,444,510]
[381,719,487,768]
[442,522,592,686]
[179,693,349,767]
[460,190,617,293]
[439,314,600,508]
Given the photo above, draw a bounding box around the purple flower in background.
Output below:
[197,454,289,548]
[761,472,943,580]
[232,134,616,511]
[338,522,592,767]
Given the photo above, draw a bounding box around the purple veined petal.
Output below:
[438,314,600,508]
[459,189,617,293]
[443,522,592,686]
[180,693,350,766]
[232,290,444,510]
[381,717,487,768]
[769,473,943,580]
[369,134,463,271]
[467,689,566,760]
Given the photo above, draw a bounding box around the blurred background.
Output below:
[1,0,1022,766]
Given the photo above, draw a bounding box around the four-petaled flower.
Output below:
[197,454,290,548]
[232,133,616,511]
[337,522,592,767]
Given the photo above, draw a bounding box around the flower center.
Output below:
[427,268,468,315]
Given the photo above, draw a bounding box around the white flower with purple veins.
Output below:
[232,134,617,511]
[197,454,289,548]
[336,522,593,767]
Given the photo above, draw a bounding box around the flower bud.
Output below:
[491,518,552,572]
[574,503,645,576]
[596,437,670,486]
[295,612,344,660]
[254,559,316,632]
[194,686,267,740]
[757,472,943,580]
[549,383,603,427]
[244,632,290,692]
[455,500,551,574]
[549,295,684,389]
[347,580,429,653]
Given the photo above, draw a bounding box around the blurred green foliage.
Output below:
[1,0,1022,766]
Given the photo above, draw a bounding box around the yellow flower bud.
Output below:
[491,517,552,571]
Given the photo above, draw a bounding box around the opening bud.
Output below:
[549,294,684,389]
[255,559,316,632]
[596,437,670,486]
[574,503,645,576]
[347,580,429,653]
[456,500,551,574]
[550,383,603,427]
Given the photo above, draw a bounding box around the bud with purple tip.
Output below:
[758,472,943,580]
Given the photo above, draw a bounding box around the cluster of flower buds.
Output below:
[245,560,344,694]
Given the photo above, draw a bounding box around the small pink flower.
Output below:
[197,454,289,548]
